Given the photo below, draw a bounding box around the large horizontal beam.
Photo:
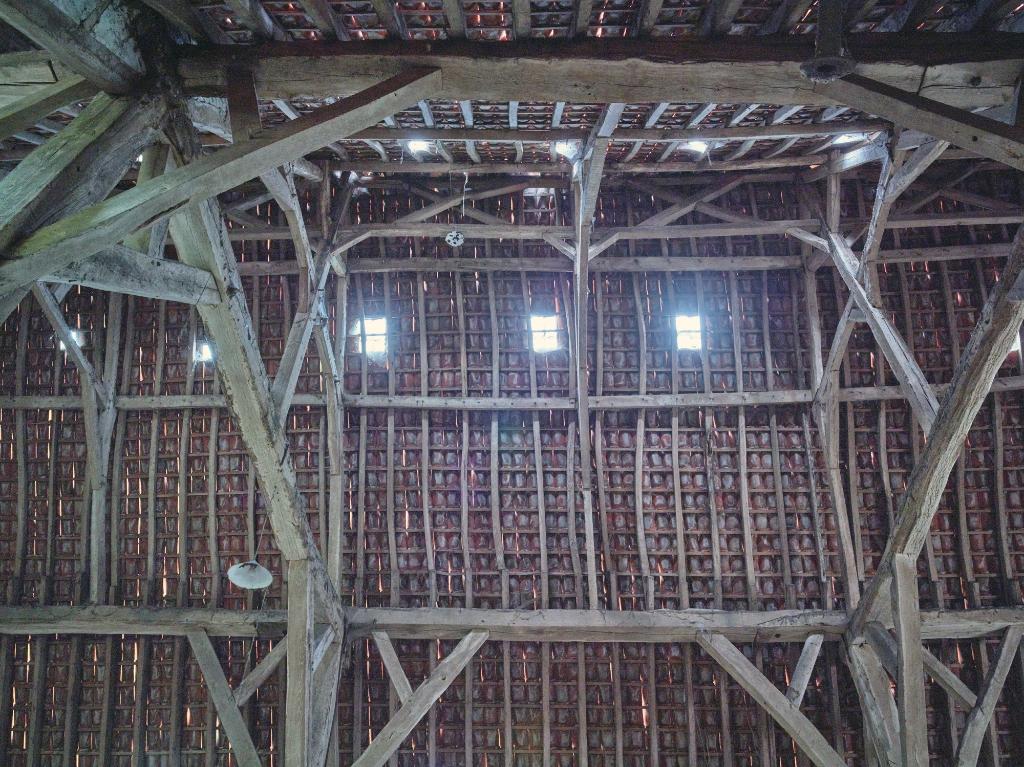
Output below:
[226,211,1021,244]
[6,372,1024,411]
[3,606,1024,642]
[234,242,1015,276]
[177,35,1024,108]
[348,120,888,145]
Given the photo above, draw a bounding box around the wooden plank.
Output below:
[225,0,288,39]
[5,68,441,290]
[178,36,1024,108]
[187,630,263,767]
[695,632,846,767]
[300,0,350,39]
[0,1,144,92]
[954,627,1024,767]
[352,630,488,767]
[820,73,1024,171]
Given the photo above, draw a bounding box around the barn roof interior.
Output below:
[3,1,1024,766]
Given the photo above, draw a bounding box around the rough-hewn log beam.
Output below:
[48,246,218,305]
[954,627,1024,767]
[6,605,1024,642]
[786,634,824,707]
[0,75,95,142]
[177,36,1024,108]
[827,232,940,432]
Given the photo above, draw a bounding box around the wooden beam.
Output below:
[786,634,824,707]
[0,1,144,93]
[821,73,1024,171]
[372,631,414,703]
[573,168,599,606]
[187,631,262,767]
[891,553,928,767]
[286,560,313,767]
[850,215,1024,635]
[695,632,846,767]
[864,622,979,711]
[351,631,488,767]
[846,641,900,764]
[827,232,940,432]
[48,246,219,305]
[161,128,343,641]
[227,209,1022,245]
[178,36,1024,108]
[233,639,287,706]
[7,605,1024,642]
[0,75,95,142]
[954,627,1024,767]
[0,90,165,255]
[3,68,441,292]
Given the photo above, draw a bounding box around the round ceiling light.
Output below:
[227,560,274,590]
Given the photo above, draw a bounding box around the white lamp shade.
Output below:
[227,560,273,590]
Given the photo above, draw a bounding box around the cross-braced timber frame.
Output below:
[4,2,1024,766]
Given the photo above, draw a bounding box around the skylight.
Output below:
[833,133,863,145]
[59,329,83,351]
[530,315,560,352]
[675,314,702,350]
[352,318,388,355]
[553,140,578,159]
[194,341,215,364]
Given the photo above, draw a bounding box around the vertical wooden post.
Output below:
[286,559,313,767]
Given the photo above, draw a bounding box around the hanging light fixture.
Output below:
[227,560,274,590]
